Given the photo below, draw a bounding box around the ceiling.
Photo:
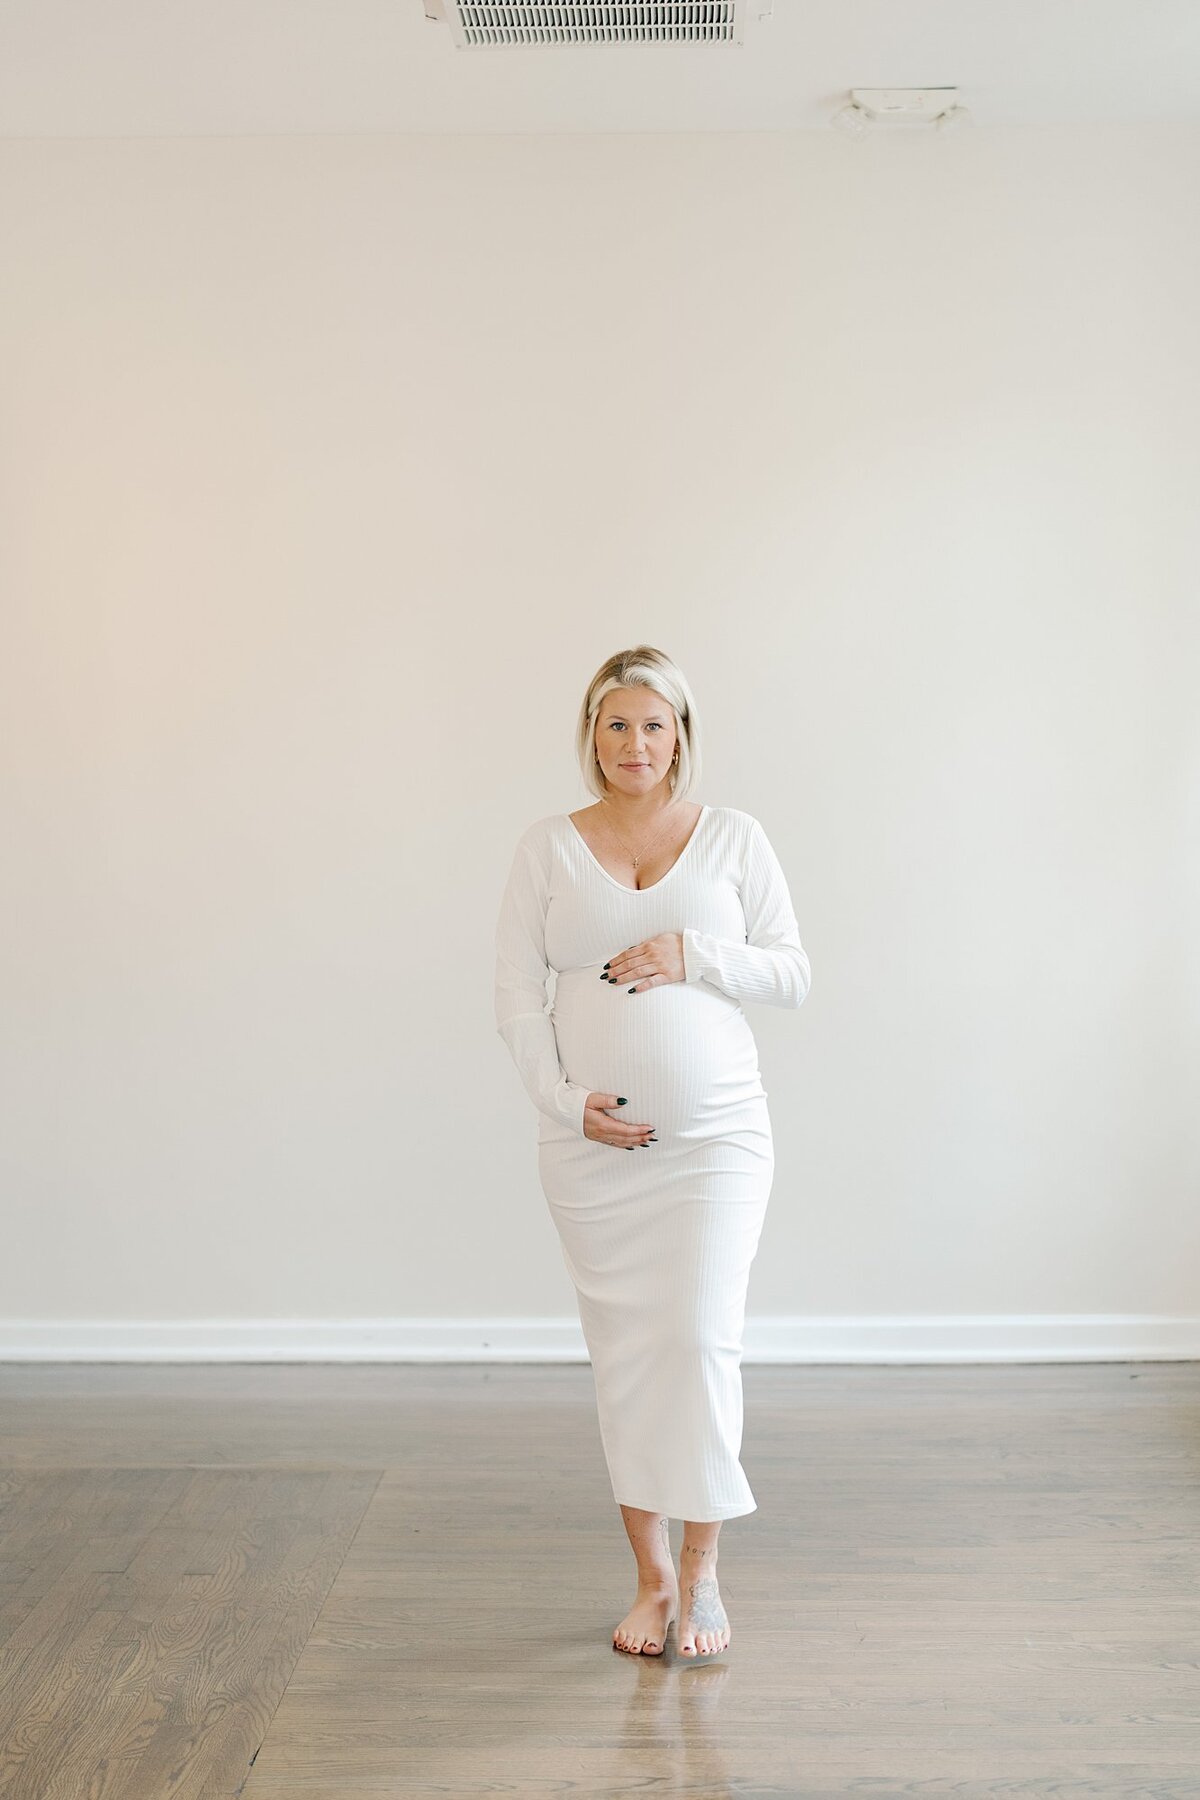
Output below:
[1,0,1198,137]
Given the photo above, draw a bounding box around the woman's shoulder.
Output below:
[707,804,759,837]
[511,812,570,858]
[707,808,779,862]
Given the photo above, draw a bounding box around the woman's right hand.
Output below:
[583,1094,657,1149]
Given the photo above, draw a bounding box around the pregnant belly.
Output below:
[549,963,766,1136]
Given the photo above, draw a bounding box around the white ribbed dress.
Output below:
[494,804,810,1523]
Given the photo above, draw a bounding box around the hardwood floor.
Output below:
[0,1361,1198,1797]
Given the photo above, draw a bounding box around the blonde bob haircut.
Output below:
[575,645,701,805]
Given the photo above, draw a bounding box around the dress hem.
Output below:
[615,1497,758,1523]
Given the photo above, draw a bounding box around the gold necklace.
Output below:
[599,798,678,871]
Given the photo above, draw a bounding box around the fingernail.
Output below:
[603,961,610,969]
[627,986,636,994]
[617,1098,627,1105]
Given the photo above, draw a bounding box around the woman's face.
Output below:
[593,687,678,798]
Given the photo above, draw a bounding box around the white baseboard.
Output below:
[0,1315,1198,1362]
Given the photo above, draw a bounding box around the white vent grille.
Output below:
[426,3,745,48]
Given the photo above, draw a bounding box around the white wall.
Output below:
[1,125,1197,1352]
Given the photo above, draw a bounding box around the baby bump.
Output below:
[550,963,766,1134]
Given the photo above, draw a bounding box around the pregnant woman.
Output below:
[494,644,811,1659]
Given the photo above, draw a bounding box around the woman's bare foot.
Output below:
[677,1557,730,1656]
[613,1579,677,1655]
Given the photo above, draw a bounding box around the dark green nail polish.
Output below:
[603,961,610,969]
[617,1097,627,1104]
[627,986,636,994]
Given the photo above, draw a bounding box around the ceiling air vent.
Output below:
[422,2,752,48]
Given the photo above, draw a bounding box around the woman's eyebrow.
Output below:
[605,714,665,722]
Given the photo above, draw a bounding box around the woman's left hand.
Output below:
[602,931,686,993]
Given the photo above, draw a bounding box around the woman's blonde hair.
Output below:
[575,645,701,803]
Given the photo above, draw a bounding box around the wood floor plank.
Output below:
[143,1471,383,1800]
[0,1465,380,1800]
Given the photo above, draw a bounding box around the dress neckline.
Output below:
[562,804,709,895]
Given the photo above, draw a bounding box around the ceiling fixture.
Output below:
[421,1,775,49]
[832,88,970,137]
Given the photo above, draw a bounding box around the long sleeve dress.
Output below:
[494,803,811,1522]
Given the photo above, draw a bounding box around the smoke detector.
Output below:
[421,1,774,48]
